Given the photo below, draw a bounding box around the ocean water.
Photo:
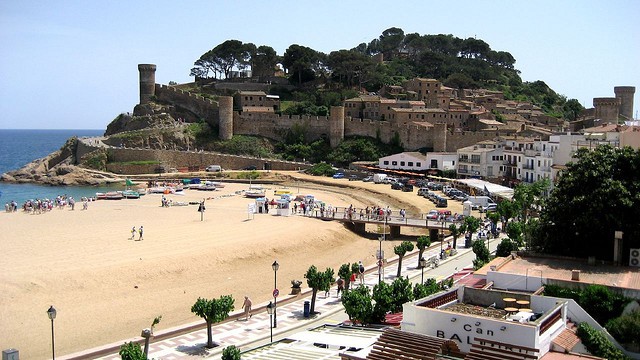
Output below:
[0,129,117,204]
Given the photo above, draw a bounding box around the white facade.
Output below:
[426,152,457,171]
[402,287,567,356]
[456,140,504,180]
[378,152,426,170]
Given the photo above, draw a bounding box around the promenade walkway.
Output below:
[60,234,500,360]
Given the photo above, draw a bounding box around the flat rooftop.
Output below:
[497,256,640,290]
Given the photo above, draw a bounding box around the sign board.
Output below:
[273,289,279,298]
[376,250,384,260]
[248,203,256,214]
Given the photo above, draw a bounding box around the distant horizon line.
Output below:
[0,128,103,131]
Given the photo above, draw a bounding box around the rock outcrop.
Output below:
[0,137,122,186]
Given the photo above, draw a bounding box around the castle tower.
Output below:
[433,123,447,152]
[329,106,345,148]
[138,64,157,105]
[593,97,621,124]
[218,96,234,140]
[614,86,635,120]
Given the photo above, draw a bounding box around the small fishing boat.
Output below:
[122,190,140,199]
[105,191,124,200]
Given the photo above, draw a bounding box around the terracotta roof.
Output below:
[366,328,462,360]
[551,328,580,352]
[466,338,539,360]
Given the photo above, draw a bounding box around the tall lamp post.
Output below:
[272,260,279,328]
[419,257,427,284]
[378,217,387,284]
[266,302,274,343]
[47,305,57,360]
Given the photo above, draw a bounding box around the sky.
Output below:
[0,0,638,130]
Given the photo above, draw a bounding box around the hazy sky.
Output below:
[1,0,638,129]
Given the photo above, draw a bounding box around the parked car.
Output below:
[391,182,403,190]
[362,176,373,182]
[348,175,359,181]
[332,172,345,179]
[402,184,413,192]
[482,203,497,213]
[205,165,222,172]
[242,165,257,170]
[426,210,439,220]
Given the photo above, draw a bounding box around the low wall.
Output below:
[105,148,309,174]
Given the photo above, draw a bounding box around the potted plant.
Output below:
[291,279,302,295]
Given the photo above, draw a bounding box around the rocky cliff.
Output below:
[0,137,122,186]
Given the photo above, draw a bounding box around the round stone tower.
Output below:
[138,64,157,105]
[614,86,635,120]
[593,97,620,124]
[218,96,234,140]
[329,106,345,148]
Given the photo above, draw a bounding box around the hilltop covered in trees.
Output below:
[189,27,581,119]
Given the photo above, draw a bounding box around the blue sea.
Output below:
[0,129,118,204]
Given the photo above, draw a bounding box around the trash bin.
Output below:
[303,301,310,318]
[465,235,472,248]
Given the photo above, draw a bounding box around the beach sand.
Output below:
[0,172,468,359]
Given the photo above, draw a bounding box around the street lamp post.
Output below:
[47,305,57,360]
[378,217,387,284]
[266,302,274,343]
[272,260,279,328]
[419,257,427,284]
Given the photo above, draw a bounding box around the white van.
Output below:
[205,165,222,172]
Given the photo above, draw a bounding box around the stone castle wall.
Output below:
[155,84,220,125]
[104,147,308,174]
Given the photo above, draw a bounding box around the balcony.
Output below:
[522,164,534,170]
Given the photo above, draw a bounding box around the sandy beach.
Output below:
[0,172,467,359]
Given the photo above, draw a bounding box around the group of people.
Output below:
[130,226,144,241]
[5,195,92,214]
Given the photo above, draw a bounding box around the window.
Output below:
[400,161,405,166]
[408,162,414,166]
[392,161,397,165]
[430,159,438,168]
[416,162,421,167]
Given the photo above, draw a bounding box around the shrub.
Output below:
[576,323,629,360]
[606,310,640,347]
[221,345,241,360]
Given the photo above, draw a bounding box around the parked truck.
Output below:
[467,196,496,210]
[373,173,388,184]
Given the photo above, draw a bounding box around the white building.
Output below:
[456,140,504,180]
[426,152,458,172]
[378,152,426,171]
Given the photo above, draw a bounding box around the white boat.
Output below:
[244,189,266,198]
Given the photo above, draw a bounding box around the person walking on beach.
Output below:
[130,226,136,240]
[138,226,144,241]
[242,296,252,321]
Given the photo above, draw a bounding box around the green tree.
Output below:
[341,285,374,325]
[463,216,481,236]
[606,310,640,348]
[283,44,319,85]
[191,295,235,348]
[119,342,145,360]
[191,40,252,79]
[394,241,414,277]
[338,263,353,290]
[371,277,413,322]
[221,345,241,360]
[415,235,431,268]
[304,265,335,314]
[579,285,625,325]
[448,223,461,249]
[513,179,549,223]
[505,221,524,246]
[495,238,517,257]
[577,323,630,360]
[534,145,640,259]
[562,98,584,121]
[497,199,518,230]
[472,239,490,270]
[413,278,441,299]
[250,45,279,78]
